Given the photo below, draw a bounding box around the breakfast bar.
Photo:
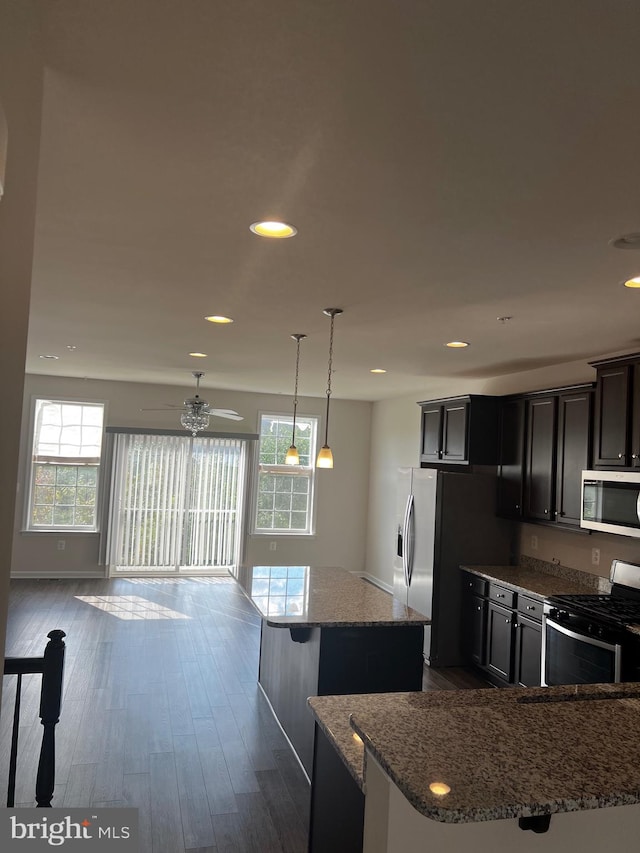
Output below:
[239,565,429,777]
[309,682,640,852]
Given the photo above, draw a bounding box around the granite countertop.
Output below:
[461,558,611,599]
[242,565,430,628]
[309,683,640,823]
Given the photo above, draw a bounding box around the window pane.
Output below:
[255,413,317,533]
[28,399,105,532]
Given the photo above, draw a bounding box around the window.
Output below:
[26,399,105,531]
[254,413,318,535]
[107,433,247,574]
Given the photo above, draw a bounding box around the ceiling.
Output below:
[24,0,640,402]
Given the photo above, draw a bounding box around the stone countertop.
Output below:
[310,683,640,823]
[242,565,430,628]
[460,562,610,599]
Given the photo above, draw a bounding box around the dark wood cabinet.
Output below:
[524,395,557,521]
[418,395,499,466]
[592,354,640,468]
[514,614,542,688]
[556,390,593,526]
[486,599,516,683]
[420,402,444,463]
[461,572,543,688]
[497,385,593,529]
[514,592,543,687]
[497,397,525,519]
[461,572,488,667]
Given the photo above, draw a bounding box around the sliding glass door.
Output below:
[107,433,247,575]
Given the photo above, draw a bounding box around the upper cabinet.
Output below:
[418,395,499,466]
[496,385,593,528]
[592,354,640,468]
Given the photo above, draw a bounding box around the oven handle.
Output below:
[543,616,622,683]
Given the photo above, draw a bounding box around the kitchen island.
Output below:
[309,682,640,853]
[239,565,429,777]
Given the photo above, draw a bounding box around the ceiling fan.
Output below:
[141,371,243,435]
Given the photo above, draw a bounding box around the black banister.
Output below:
[3,629,66,807]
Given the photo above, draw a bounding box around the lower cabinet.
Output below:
[461,571,543,687]
[486,600,516,683]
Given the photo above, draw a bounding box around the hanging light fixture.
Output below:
[285,334,307,465]
[317,308,343,469]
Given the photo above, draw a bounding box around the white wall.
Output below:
[364,357,640,588]
[0,1,43,668]
[13,374,371,577]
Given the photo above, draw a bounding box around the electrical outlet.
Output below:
[269,541,277,552]
[57,540,66,551]
[592,547,600,566]
[530,535,538,550]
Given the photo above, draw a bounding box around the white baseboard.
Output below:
[11,571,106,579]
[352,571,393,595]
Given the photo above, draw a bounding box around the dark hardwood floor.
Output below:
[0,576,490,852]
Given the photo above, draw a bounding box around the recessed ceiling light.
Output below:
[189,352,208,357]
[204,315,234,324]
[66,345,77,351]
[370,368,387,374]
[445,341,469,348]
[611,233,640,250]
[623,277,640,288]
[249,221,297,239]
[39,354,59,360]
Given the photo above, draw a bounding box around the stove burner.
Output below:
[547,593,640,626]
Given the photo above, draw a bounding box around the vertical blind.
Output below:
[106,433,246,572]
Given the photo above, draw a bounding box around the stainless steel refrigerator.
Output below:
[393,467,513,667]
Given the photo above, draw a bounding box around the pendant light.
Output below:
[317,308,343,469]
[285,334,307,465]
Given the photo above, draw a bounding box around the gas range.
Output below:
[544,593,640,629]
[542,560,640,686]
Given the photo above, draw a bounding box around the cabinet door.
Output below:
[515,614,542,687]
[524,396,557,521]
[497,398,525,518]
[486,601,515,682]
[593,365,630,466]
[441,401,468,462]
[421,405,443,462]
[631,365,640,468]
[463,593,487,667]
[555,390,593,526]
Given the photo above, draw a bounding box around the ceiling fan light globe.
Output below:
[180,410,210,435]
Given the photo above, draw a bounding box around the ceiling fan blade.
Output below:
[140,406,188,412]
[208,409,244,421]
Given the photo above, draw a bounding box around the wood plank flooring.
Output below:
[0,576,491,852]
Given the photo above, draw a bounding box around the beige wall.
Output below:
[364,357,640,589]
[13,374,372,576]
[0,2,43,665]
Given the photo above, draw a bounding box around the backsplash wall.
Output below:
[518,522,640,580]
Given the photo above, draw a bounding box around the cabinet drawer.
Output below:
[488,583,515,608]
[463,573,487,597]
[517,594,543,622]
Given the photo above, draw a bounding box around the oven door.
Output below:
[542,615,622,686]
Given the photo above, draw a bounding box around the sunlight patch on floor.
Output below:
[74,594,191,620]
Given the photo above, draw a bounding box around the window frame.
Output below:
[23,395,107,534]
[252,410,319,537]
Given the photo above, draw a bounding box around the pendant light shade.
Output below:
[317,308,342,469]
[286,334,306,465]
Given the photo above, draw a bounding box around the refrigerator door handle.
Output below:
[406,493,415,586]
[402,495,412,588]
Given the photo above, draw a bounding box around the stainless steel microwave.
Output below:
[581,470,640,537]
